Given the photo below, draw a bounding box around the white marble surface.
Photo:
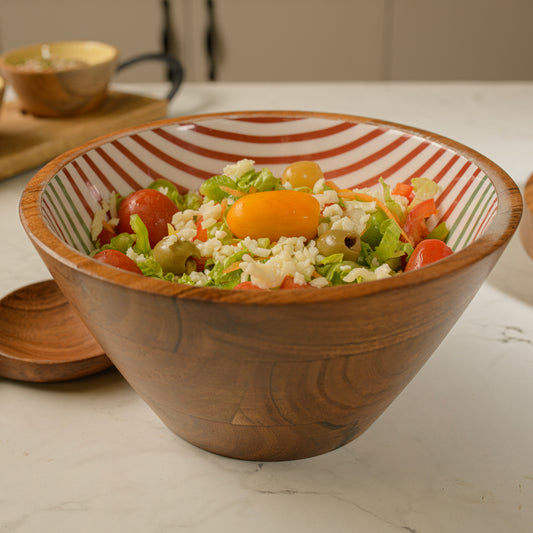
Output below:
[1,82,532,533]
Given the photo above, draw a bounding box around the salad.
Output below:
[90,160,453,289]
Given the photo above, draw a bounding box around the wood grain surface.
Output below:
[521,173,533,260]
[0,280,111,382]
[0,91,167,181]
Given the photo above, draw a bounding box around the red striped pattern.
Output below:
[39,112,498,254]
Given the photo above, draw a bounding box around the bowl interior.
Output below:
[1,41,118,70]
[37,113,499,260]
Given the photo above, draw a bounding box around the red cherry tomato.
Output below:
[96,225,116,246]
[392,182,414,200]
[234,281,263,290]
[280,276,314,289]
[93,249,142,274]
[403,199,438,245]
[194,216,209,242]
[117,189,178,248]
[405,239,453,272]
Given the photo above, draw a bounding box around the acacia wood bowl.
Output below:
[0,41,118,117]
[19,111,523,461]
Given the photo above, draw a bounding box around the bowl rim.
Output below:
[0,40,119,72]
[19,109,523,305]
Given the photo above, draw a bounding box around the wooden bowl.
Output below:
[19,111,523,461]
[0,41,118,117]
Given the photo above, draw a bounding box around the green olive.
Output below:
[316,229,361,261]
[152,236,200,275]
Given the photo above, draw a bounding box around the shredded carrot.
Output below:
[249,186,258,194]
[220,197,228,212]
[102,219,116,232]
[325,180,413,245]
[325,180,345,193]
[222,262,242,274]
[219,185,245,198]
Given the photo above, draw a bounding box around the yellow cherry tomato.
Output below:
[281,161,324,189]
[226,190,320,241]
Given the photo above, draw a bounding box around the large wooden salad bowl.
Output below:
[20,111,522,461]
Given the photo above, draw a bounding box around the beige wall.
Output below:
[1,0,532,83]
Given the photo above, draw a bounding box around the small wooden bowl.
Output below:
[19,111,523,461]
[0,75,5,112]
[0,41,118,117]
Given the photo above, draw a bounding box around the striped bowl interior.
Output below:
[41,112,497,257]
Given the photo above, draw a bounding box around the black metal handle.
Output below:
[116,52,184,102]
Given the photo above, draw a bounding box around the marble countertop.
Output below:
[1,82,532,533]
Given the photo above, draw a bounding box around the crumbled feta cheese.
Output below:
[223,159,255,180]
[188,271,209,286]
[309,276,329,288]
[331,216,360,233]
[126,248,146,263]
[313,189,339,209]
[199,200,222,223]
[201,217,218,230]
[313,178,326,194]
[239,237,320,289]
[323,204,343,219]
[241,237,271,258]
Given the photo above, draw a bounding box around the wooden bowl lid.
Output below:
[520,173,533,260]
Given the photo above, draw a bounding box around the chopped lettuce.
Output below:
[200,168,281,201]
[147,179,202,211]
[199,174,237,202]
[427,221,449,241]
[129,214,151,255]
[148,179,181,205]
[316,256,358,285]
[359,219,413,268]
[235,168,281,193]
[379,177,404,222]
[410,177,440,209]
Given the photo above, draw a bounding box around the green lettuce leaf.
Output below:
[373,219,413,264]
[379,177,404,221]
[235,168,281,193]
[410,177,440,208]
[199,175,239,202]
[129,214,151,255]
[148,179,181,206]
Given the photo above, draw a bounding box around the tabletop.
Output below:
[1,81,532,533]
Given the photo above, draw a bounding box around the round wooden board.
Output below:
[520,173,533,260]
[0,280,112,383]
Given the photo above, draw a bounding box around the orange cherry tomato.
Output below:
[404,239,453,272]
[281,161,324,189]
[226,190,320,241]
